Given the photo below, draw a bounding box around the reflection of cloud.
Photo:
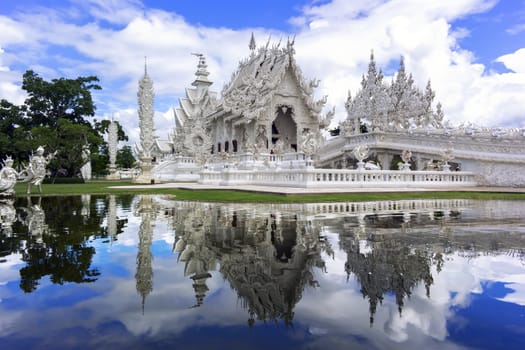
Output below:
[0,253,23,287]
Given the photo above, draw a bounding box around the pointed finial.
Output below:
[399,55,406,71]
[370,49,374,62]
[144,56,148,75]
[249,32,256,51]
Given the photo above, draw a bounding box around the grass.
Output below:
[11,180,525,203]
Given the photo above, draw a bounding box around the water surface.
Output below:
[1,195,524,350]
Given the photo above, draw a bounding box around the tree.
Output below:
[0,70,132,178]
[22,70,101,128]
[0,99,28,163]
[117,145,136,168]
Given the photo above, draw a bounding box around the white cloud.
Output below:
[497,48,525,73]
[0,0,524,146]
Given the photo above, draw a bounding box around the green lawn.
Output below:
[11,180,525,203]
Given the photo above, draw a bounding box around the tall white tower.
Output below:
[134,58,156,183]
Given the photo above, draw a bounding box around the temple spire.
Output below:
[249,32,256,51]
[191,53,212,88]
[144,56,148,76]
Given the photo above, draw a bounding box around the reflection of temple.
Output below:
[147,197,525,326]
[343,237,435,326]
[135,195,155,313]
[171,202,329,324]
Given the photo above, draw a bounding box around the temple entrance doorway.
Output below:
[272,105,297,152]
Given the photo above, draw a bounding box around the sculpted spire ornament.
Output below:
[107,119,118,179]
[249,32,256,51]
[191,53,212,89]
[137,58,155,160]
[134,59,157,183]
[344,51,447,134]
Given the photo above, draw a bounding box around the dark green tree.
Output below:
[22,70,101,128]
[117,145,136,168]
[0,99,28,163]
[1,70,131,178]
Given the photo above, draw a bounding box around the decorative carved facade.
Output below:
[140,38,524,187]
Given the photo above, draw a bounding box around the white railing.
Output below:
[200,167,477,188]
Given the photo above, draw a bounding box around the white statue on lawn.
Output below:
[23,146,56,194]
[80,144,92,181]
[0,156,18,196]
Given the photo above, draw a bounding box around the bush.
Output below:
[43,177,85,184]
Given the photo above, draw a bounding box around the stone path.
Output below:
[108,182,525,195]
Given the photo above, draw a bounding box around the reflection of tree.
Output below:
[171,203,329,326]
[3,196,118,292]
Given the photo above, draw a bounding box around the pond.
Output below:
[1,195,524,350]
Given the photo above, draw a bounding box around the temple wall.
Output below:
[460,159,525,187]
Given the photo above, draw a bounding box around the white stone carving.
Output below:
[137,61,155,160]
[80,144,92,181]
[400,149,412,171]
[20,146,56,194]
[352,144,369,170]
[134,60,157,183]
[344,53,444,134]
[107,119,119,180]
[0,156,18,196]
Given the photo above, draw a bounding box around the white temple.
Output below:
[133,36,525,188]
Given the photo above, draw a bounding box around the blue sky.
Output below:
[1,0,524,145]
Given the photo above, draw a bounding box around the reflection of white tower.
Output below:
[80,194,91,223]
[107,195,117,242]
[106,119,119,180]
[135,195,154,313]
[134,58,156,184]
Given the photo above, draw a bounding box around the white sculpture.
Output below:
[300,130,322,168]
[364,161,381,170]
[352,145,369,170]
[134,59,157,184]
[107,119,119,180]
[22,146,56,194]
[0,156,18,196]
[137,61,155,160]
[400,150,412,171]
[345,53,444,134]
[441,148,454,172]
[80,144,92,181]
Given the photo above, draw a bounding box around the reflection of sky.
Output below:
[1,198,525,349]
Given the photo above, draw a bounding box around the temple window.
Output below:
[232,140,238,152]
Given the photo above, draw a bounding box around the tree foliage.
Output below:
[0,70,131,178]
[117,145,136,168]
[22,70,101,127]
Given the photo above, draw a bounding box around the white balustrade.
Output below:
[200,167,477,188]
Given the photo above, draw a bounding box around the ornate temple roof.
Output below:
[215,35,332,127]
